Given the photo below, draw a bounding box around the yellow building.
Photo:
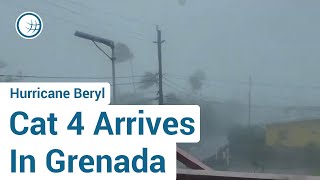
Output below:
[266,119,320,148]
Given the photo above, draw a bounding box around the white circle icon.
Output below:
[16,12,43,39]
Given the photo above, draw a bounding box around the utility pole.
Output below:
[74,31,117,104]
[248,76,252,127]
[154,25,165,105]
[111,48,117,104]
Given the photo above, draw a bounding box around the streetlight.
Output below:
[74,31,117,104]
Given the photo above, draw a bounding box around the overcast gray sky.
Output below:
[2,0,320,107]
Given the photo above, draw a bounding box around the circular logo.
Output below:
[16,12,43,39]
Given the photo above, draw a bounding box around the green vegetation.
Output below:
[228,125,272,172]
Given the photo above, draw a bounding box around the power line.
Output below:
[166,73,242,86]
[6,73,314,108]
[44,0,80,15]
[6,71,320,91]
[61,0,156,27]
[42,0,152,40]
[165,73,320,90]
[163,76,187,92]
[0,75,146,87]
[165,73,189,80]
[164,75,302,105]
[6,1,150,42]
[0,74,151,80]
[163,81,184,93]
[162,81,213,102]
[110,82,145,86]
[0,74,160,89]
[162,81,290,108]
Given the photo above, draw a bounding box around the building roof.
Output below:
[267,118,320,127]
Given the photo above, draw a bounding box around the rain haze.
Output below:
[2,0,320,176]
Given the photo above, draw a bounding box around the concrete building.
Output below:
[266,119,320,148]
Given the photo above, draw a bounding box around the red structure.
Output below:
[176,147,315,180]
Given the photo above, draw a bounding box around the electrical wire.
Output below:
[163,76,187,91]
[0,74,152,80]
[5,0,151,42]
[165,73,320,90]
[61,0,156,27]
[45,0,80,15]
[44,0,152,40]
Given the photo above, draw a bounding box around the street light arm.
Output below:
[75,31,115,49]
[92,41,112,60]
[74,30,117,104]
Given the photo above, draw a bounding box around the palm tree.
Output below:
[138,72,159,89]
